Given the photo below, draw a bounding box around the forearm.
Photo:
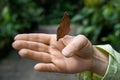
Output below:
[91,46,109,76]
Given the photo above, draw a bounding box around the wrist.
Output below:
[90,46,109,76]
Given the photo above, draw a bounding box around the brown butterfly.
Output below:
[57,12,70,41]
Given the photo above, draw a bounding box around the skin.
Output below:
[12,33,108,76]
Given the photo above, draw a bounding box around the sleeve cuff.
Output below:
[95,44,118,80]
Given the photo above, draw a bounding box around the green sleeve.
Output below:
[96,44,120,80]
[78,44,120,80]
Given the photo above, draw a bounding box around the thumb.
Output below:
[62,35,88,57]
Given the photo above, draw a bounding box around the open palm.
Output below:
[12,33,94,73]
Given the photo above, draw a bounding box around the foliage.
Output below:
[36,0,82,24]
[0,0,120,56]
[0,0,43,49]
[0,0,81,52]
[71,0,120,51]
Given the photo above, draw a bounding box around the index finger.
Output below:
[14,33,51,45]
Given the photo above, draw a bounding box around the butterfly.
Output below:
[57,12,70,41]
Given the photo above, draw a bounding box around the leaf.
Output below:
[71,14,83,22]
[57,12,70,41]
[2,6,10,21]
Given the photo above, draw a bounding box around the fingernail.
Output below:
[34,64,40,71]
[14,35,19,40]
[62,49,69,56]
[34,64,38,69]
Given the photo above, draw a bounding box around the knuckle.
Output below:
[77,35,88,41]
[77,34,86,39]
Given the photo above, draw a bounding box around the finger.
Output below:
[34,63,59,72]
[60,35,74,46]
[62,35,88,57]
[12,40,49,52]
[14,33,51,44]
[51,35,74,51]
[49,35,65,51]
[19,49,51,62]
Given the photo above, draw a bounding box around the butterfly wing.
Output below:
[57,12,70,41]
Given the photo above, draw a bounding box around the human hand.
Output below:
[12,33,108,75]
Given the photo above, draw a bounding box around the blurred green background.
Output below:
[0,0,120,59]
